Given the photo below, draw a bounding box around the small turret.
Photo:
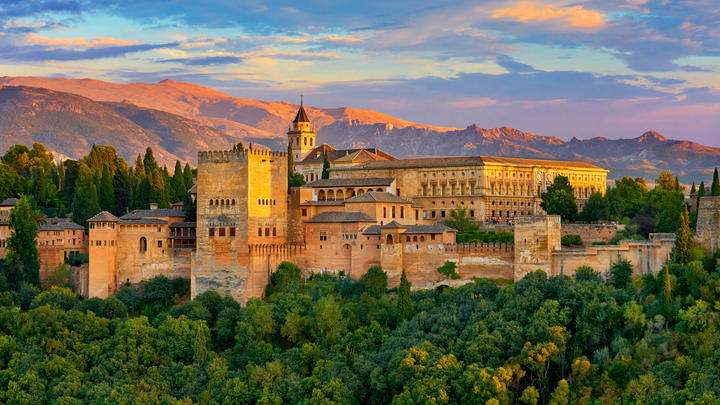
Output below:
[288,95,316,162]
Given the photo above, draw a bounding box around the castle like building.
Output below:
[1,105,697,303]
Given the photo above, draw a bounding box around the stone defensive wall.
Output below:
[198,149,287,163]
[561,223,625,245]
[246,243,308,298]
[696,196,720,253]
[551,233,675,278]
[381,241,514,287]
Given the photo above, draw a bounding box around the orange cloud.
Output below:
[26,34,141,47]
[492,1,605,29]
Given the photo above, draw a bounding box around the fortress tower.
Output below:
[697,196,720,253]
[87,212,119,298]
[288,101,316,162]
[192,147,289,303]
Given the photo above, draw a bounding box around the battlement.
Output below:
[699,196,720,209]
[249,243,305,256]
[198,148,287,163]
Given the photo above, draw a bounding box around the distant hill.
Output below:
[0,86,242,165]
[0,76,719,182]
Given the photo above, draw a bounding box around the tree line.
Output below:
[0,143,197,226]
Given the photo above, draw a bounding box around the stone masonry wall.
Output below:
[697,196,720,253]
[561,223,625,245]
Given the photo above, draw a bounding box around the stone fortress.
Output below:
[4,104,716,302]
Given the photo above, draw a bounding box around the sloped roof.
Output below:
[344,192,414,204]
[382,220,407,229]
[38,221,85,231]
[329,155,606,171]
[87,211,118,222]
[362,225,381,235]
[298,200,345,207]
[125,208,184,218]
[0,198,19,207]
[293,104,310,123]
[170,221,196,228]
[299,144,397,165]
[118,218,167,225]
[306,211,376,223]
[402,224,457,234]
[303,177,394,188]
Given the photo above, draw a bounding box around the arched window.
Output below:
[318,190,326,201]
[386,234,393,244]
[210,200,213,206]
[139,237,147,253]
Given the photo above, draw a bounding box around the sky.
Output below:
[0,0,719,145]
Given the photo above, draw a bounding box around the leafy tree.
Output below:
[574,265,601,282]
[541,175,578,221]
[444,207,478,232]
[0,163,26,201]
[579,191,609,222]
[712,168,720,196]
[46,263,73,289]
[397,270,413,321]
[321,151,331,179]
[6,196,41,288]
[266,262,302,296]
[289,172,306,189]
[656,171,676,191]
[83,144,127,173]
[361,265,388,297]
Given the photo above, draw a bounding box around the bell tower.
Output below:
[288,96,315,162]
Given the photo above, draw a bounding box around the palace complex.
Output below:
[3,104,715,303]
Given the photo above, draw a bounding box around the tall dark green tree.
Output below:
[712,168,720,196]
[321,151,331,179]
[99,166,115,213]
[182,163,193,190]
[112,167,134,216]
[170,161,187,203]
[183,192,196,222]
[6,195,41,288]
[28,164,56,206]
[133,176,151,210]
[397,270,414,321]
[671,206,692,265]
[540,175,578,221]
[60,160,80,205]
[143,147,159,176]
[72,164,101,227]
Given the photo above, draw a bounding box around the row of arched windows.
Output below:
[258,199,277,206]
[209,199,235,206]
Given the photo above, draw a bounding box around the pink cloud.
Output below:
[492,1,605,30]
[26,34,141,47]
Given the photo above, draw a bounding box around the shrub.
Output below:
[437,261,461,280]
[561,234,583,247]
[360,266,388,298]
[574,265,601,282]
[456,230,514,244]
[46,263,73,289]
[30,286,78,310]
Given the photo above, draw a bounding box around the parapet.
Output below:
[699,196,720,209]
[198,148,287,163]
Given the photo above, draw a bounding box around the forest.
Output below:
[1,142,720,403]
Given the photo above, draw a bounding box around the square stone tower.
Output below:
[192,147,288,302]
[697,196,720,253]
[513,215,562,280]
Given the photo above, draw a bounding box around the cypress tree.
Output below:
[183,163,193,190]
[183,191,196,222]
[662,264,673,319]
[672,206,692,265]
[171,161,187,203]
[321,150,331,179]
[99,166,115,213]
[134,177,151,210]
[690,182,696,195]
[6,195,40,288]
[72,164,101,227]
[134,154,145,180]
[712,168,720,196]
[697,181,706,210]
[143,147,158,176]
[397,270,414,321]
[112,168,133,216]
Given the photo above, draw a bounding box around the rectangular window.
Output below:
[392,206,396,218]
[219,227,226,237]
[431,211,436,218]
[431,234,436,240]
[383,207,387,218]
[415,210,419,220]
[209,227,215,237]
[265,228,270,236]
[258,228,262,236]
[441,211,446,218]
[157,240,163,248]
[320,231,328,241]
[229,227,236,237]
[470,210,474,217]
[301,208,307,216]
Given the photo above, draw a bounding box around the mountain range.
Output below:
[0,76,718,183]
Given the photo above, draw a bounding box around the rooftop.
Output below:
[344,191,415,205]
[306,211,376,223]
[0,197,19,207]
[329,155,606,171]
[170,221,196,228]
[303,177,395,188]
[87,211,119,222]
[126,208,185,218]
[299,144,396,165]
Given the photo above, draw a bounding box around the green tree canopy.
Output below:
[6,195,41,288]
[541,175,578,222]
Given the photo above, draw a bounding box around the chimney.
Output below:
[149,202,159,210]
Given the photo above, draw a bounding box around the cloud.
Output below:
[495,55,537,73]
[26,33,141,47]
[491,0,606,30]
[159,55,244,65]
[0,42,178,61]
[447,97,498,108]
[255,52,342,61]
